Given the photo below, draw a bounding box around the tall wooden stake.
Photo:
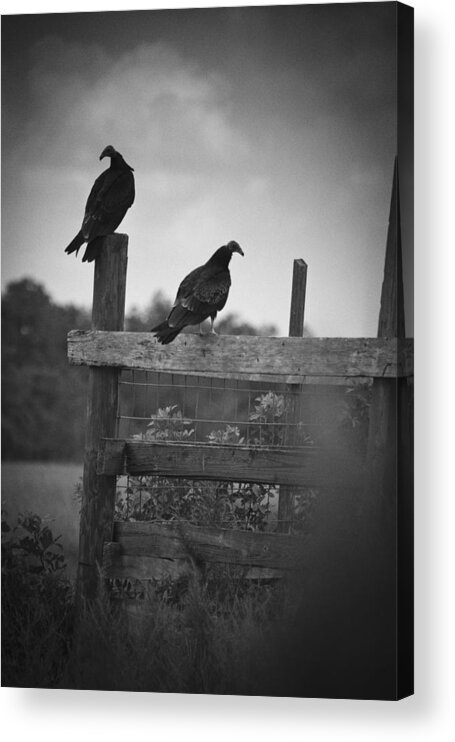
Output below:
[76,234,128,605]
[366,158,404,522]
[364,157,413,696]
[277,259,307,532]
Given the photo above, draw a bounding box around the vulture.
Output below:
[151,241,244,344]
[64,145,135,263]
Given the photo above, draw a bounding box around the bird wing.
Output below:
[81,169,135,241]
[168,266,231,328]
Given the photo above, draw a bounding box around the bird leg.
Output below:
[198,319,217,336]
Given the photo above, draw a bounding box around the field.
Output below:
[1,461,83,579]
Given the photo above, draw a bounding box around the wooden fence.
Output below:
[68,161,413,611]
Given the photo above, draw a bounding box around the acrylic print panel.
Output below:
[1,2,413,699]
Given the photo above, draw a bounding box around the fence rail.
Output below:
[98,438,364,487]
[103,521,308,582]
[68,330,413,382]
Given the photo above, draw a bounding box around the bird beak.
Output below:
[99,146,114,160]
[236,246,245,256]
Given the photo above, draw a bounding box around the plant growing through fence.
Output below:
[115,391,318,533]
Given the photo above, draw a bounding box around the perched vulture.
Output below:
[64,145,135,263]
[151,241,244,344]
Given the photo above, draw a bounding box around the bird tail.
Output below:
[65,231,85,256]
[151,321,182,345]
[82,237,104,263]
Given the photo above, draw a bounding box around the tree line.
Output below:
[1,278,277,461]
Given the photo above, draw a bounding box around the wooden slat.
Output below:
[98,438,363,488]
[106,521,307,571]
[103,548,283,581]
[68,331,413,381]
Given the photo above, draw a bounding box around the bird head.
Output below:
[226,241,244,257]
[208,241,244,267]
[99,145,118,160]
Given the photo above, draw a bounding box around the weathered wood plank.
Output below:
[103,548,283,581]
[98,438,363,488]
[68,331,413,381]
[108,521,307,571]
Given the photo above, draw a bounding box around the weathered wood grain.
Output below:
[103,544,283,581]
[105,554,284,581]
[98,439,126,475]
[106,521,307,571]
[279,258,308,532]
[363,159,413,696]
[98,438,363,488]
[76,235,128,606]
[288,259,308,337]
[68,331,413,381]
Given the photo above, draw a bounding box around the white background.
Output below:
[1,0,454,739]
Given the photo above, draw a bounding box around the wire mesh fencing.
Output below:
[113,370,371,533]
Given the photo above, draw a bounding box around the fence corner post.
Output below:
[76,233,128,607]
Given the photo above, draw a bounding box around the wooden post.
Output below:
[366,158,403,524]
[76,234,128,605]
[361,158,412,695]
[277,259,307,532]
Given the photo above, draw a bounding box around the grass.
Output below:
[2,469,394,698]
[2,546,289,693]
[0,463,303,694]
[1,499,293,693]
[64,573,283,694]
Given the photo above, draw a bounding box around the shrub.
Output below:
[118,391,318,534]
[1,509,73,688]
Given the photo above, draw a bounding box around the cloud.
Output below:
[2,14,398,339]
[23,37,249,174]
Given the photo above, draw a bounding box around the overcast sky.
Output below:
[2,2,403,336]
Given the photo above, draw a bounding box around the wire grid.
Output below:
[117,370,346,445]
[114,370,350,531]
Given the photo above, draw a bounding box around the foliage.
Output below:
[119,399,277,530]
[1,510,66,574]
[1,508,73,688]
[1,280,278,461]
[116,391,319,533]
[126,291,278,337]
[207,423,244,445]
[145,404,195,442]
[1,279,90,460]
[249,390,287,446]
[125,290,172,332]
[335,382,372,456]
[1,506,292,692]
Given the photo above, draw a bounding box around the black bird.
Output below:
[64,145,135,263]
[151,241,244,344]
